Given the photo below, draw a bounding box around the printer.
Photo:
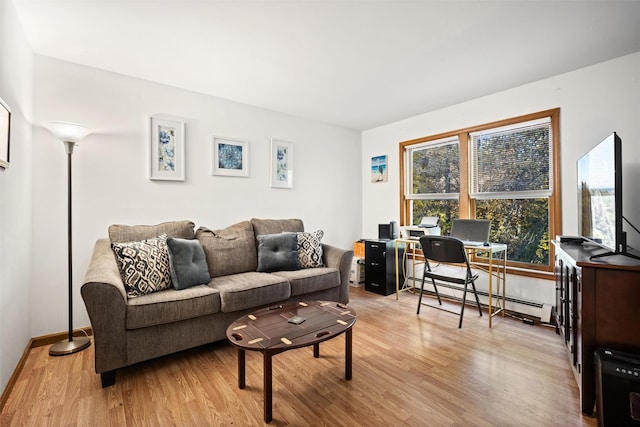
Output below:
[400,216,441,239]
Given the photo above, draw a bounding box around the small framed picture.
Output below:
[270,138,293,189]
[371,154,388,183]
[149,115,185,181]
[212,136,249,177]
[0,96,11,169]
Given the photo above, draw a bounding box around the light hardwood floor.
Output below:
[1,287,598,426]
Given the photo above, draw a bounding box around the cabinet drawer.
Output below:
[365,242,385,262]
[365,275,387,294]
[365,258,384,269]
[365,270,385,284]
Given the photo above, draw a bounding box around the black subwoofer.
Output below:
[595,348,640,427]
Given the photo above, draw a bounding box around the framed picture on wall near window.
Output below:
[0,96,11,169]
[212,136,249,177]
[270,138,293,189]
[149,115,185,181]
[371,154,388,182]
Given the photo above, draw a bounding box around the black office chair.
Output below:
[417,235,483,328]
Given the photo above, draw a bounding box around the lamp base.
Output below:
[49,336,91,356]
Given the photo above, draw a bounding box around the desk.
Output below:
[394,238,507,328]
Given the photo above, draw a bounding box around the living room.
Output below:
[1,1,640,425]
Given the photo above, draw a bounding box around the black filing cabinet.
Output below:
[364,239,403,296]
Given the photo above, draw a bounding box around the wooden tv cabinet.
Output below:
[552,241,640,415]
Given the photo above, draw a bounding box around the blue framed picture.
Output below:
[270,138,293,188]
[371,154,387,183]
[149,115,185,181]
[212,136,249,177]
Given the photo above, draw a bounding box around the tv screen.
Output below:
[577,132,622,253]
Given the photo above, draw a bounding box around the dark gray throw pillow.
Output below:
[166,237,211,290]
[256,232,299,272]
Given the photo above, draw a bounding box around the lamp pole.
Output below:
[65,141,74,345]
[45,122,92,356]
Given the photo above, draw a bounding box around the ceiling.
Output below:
[11,1,640,131]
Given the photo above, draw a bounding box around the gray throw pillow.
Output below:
[256,232,299,272]
[166,237,211,290]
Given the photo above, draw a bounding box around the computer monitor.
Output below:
[449,219,491,244]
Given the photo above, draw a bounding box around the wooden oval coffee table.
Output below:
[226,300,357,423]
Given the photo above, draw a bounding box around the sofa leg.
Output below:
[101,370,116,388]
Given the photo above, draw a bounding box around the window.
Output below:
[406,137,460,235]
[400,109,560,274]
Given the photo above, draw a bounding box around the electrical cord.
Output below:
[74,327,92,338]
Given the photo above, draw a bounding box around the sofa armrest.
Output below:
[81,238,128,374]
[322,244,353,304]
[83,238,127,299]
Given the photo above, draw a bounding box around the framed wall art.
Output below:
[270,138,293,189]
[371,154,388,183]
[149,115,185,181]
[212,136,249,177]
[0,96,11,169]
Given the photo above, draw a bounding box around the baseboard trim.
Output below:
[30,327,93,348]
[0,327,93,412]
[0,337,34,413]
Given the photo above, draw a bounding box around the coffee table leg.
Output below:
[313,343,320,358]
[264,351,273,423]
[345,329,352,380]
[237,348,245,389]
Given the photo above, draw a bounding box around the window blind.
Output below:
[405,136,460,199]
[470,118,552,199]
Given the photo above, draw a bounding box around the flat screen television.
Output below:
[577,132,638,259]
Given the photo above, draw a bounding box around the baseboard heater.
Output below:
[405,275,545,318]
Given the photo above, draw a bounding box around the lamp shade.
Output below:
[44,121,92,143]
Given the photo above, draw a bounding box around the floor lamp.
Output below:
[45,121,93,356]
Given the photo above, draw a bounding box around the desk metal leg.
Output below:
[489,248,508,327]
[395,242,400,300]
[502,250,507,317]
[489,254,494,328]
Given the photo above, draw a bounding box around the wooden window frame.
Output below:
[399,108,561,278]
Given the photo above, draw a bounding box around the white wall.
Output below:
[2,3,638,392]
[362,52,640,310]
[30,56,362,337]
[0,0,34,392]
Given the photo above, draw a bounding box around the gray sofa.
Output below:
[81,218,353,387]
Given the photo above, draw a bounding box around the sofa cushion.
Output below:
[256,232,299,272]
[125,284,221,329]
[251,218,304,238]
[109,220,195,243]
[209,272,290,312]
[196,221,258,277]
[297,230,324,268]
[272,267,340,296]
[111,234,173,298]
[166,237,211,290]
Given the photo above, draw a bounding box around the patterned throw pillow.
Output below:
[111,234,172,298]
[297,230,324,268]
